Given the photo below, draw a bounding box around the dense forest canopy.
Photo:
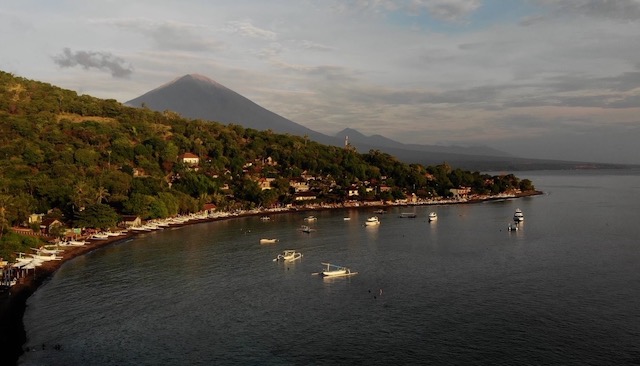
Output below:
[0,71,535,258]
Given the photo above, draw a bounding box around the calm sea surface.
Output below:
[19,170,640,365]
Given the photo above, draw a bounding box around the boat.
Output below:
[343,217,351,221]
[319,262,357,277]
[373,209,387,214]
[303,215,317,222]
[508,222,519,231]
[300,225,315,233]
[63,239,87,246]
[514,208,524,222]
[260,216,271,221]
[428,212,437,222]
[364,216,380,226]
[90,233,110,240]
[399,212,417,218]
[273,250,303,262]
[259,238,279,244]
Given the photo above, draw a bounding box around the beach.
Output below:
[0,191,541,365]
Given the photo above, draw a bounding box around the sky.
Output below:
[2,0,640,165]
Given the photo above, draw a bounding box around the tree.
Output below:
[74,203,119,229]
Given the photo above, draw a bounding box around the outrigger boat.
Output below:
[318,262,357,277]
[273,250,303,262]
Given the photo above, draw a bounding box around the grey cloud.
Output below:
[105,19,224,52]
[52,48,133,78]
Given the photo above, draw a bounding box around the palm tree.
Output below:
[95,186,110,204]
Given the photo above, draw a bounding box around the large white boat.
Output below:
[274,250,303,262]
[428,212,438,222]
[364,216,380,226]
[514,208,524,222]
[319,262,357,277]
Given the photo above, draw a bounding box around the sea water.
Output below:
[19,170,640,365]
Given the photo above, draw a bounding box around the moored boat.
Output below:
[399,212,417,218]
[365,216,380,226]
[428,212,438,222]
[259,238,279,244]
[514,208,524,222]
[274,250,303,262]
[300,225,315,233]
[319,262,357,277]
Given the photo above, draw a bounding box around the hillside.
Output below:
[0,70,540,240]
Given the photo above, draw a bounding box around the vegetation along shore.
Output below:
[0,70,539,364]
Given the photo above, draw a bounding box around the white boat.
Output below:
[91,233,110,240]
[259,238,279,244]
[343,217,351,221]
[260,216,271,221]
[428,212,438,222]
[274,250,303,262]
[399,212,417,218]
[300,225,315,233]
[62,239,87,246]
[364,216,380,226]
[508,222,519,231]
[319,262,357,277]
[303,215,317,222]
[514,208,524,222]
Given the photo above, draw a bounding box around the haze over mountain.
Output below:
[126,74,629,171]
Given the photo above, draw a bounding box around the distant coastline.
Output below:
[0,190,541,366]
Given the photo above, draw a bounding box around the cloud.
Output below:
[330,0,480,22]
[225,20,277,40]
[102,19,225,52]
[52,48,133,78]
[411,0,481,22]
[530,0,640,23]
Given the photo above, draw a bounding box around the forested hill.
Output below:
[0,71,534,235]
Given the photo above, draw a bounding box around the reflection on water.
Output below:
[20,171,640,366]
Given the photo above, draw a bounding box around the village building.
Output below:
[294,191,318,202]
[289,177,310,192]
[257,177,275,190]
[449,187,472,200]
[40,218,63,236]
[119,215,142,228]
[178,152,200,166]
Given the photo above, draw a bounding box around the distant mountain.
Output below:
[126,74,335,145]
[335,128,512,158]
[127,74,629,171]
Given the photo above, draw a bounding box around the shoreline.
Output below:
[0,191,541,365]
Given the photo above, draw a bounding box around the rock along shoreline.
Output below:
[0,191,542,365]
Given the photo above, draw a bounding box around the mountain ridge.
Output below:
[126,74,630,171]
